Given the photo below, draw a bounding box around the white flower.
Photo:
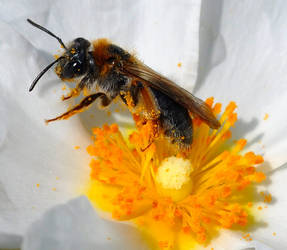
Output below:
[0,0,286,249]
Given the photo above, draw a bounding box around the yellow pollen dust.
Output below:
[85,98,266,249]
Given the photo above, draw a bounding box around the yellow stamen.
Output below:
[85,99,266,249]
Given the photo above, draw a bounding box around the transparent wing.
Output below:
[123,61,220,129]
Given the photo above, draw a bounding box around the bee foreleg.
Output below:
[46,92,106,123]
[62,74,92,101]
[62,86,81,101]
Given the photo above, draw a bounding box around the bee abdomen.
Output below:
[150,88,193,146]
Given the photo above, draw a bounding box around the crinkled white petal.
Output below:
[0,0,201,248]
[0,19,93,242]
[1,0,200,88]
[195,231,274,250]
[246,164,287,249]
[196,0,287,169]
[1,0,287,249]
[22,196,148,250]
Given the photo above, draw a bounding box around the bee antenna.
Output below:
[29,56,63,92]
[27,19,67,50]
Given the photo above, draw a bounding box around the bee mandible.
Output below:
[27,19,220,147]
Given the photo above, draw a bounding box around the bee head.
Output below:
[56,38,91,80]
[27,19,92,92]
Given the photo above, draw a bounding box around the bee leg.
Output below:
[100,95,113,107]
[120,93,128,105]
[119,81,143,106]
[140,119,160,152]
[62,74,91,101]
[62,86,81,101]
[140,141,152,152]
[46,92,106,123]
[130,81,143,106]
[140,128,160,152]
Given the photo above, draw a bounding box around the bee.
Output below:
[27,19,220,147]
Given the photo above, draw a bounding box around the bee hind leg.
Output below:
[130,81,143,106]
[119,81,143,107]
[46,92,106,123]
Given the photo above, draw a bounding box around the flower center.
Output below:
[156,156,193,201]
[85,98,267,249]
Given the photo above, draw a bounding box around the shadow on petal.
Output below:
[193,0,226,94]
[22,196,149,250]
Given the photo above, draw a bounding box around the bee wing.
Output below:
[123,61,220,129]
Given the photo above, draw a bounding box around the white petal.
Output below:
[5,0,201,88]
[195,230,274,250]
[195,0,287,169]
[22,196,148,250]
[0,19,92,235]
[245,164,287,249]
[0,0,201,248]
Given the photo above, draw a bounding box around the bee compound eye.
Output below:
[61,60,87,78]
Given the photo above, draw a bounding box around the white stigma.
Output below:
[156,156,193,190]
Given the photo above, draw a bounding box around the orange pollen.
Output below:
[86,99,266,248]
